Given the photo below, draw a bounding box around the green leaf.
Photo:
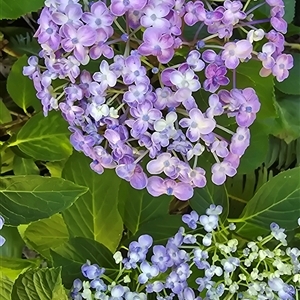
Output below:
[0,99,12,124]
[272,91,300,143]
[6,55,40,112]
[130,215,188,245]
[13,156,39,175]
[0,257,39,281]
[51,237,118,288]
[238,122,269,173]
[189,181,229,221]
[0,175,88,226]
[236,168,300,238]
[45,160,67,178]
[9,111,73,161]
[118,181,171,234]
[275,54,300,95]
[283,0,296,23]
[236,60,277,120]
[62,151,123,252]
[11,267,68,300]
[0,0,44,20]
[0,148,15,175]
[0,276,13,300]
[24,214,69,260]
[0,225,24,258]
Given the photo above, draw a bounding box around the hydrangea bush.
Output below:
[0,0,300,299]
[23,0,293,200]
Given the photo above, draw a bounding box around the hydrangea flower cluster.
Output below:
[0,216,6,247]
[24,0,293,200]
[70,205,300,300]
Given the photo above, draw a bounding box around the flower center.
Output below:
[229,49,235,56]
[134,70,140,76]
[166,187,173,195]
[161,91,168,98]
[191,121,198,128]
[71,37,79,44]
[123,0,130,6]
[150,14,157,21]
[142,115,149,121]
[46,28,53,35]
[279,63,285,69]
[95,18,102,26]
[245,106,252,113]
[164,160,170,167]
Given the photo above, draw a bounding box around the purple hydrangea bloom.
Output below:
[271,54,293,82]
[182,211,199,230]
[123,55,149,85]
[110,0,147,16]
[51,3,83,28]
[147,176,194,201]
[129,101,162,137]
[211,161,237,185]
[138,28,175,64]
[93,60,117,91]
[138,261,160,284]
[116,163,148,189]
[235,88,260,127]
[170,68,201,92]
[203,63,230,93]
[222,0,246,25]
[147,153,179,178]
[270,6,287,34]
[81,1,114,35]
[140,4,170,29]
[151,245,172,272]
[186,50,205,72]
[179,108,216,142]
[34,8,61,51]
[221,40,253,69]
[81,260,105,280]
[61,24,96,62]
[184,1,204,26]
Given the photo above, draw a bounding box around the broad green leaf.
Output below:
[275,54,300,95]
[0,276,13,300]
[0,148,14,175]
[6,55,40,112]
[118,181,171,234]
[270,91,300,143]
[13,156,39,175]
[45,160,67,177]
[189,181,229,221]
[0,0,44,20]
[62,152,123,252]
[0,99,12,124]
[51,237,118,288]
[24,214,69,260]
[11,267,68,300]
[283,0,296,23]
[0,257,39,281]
[238,122,269,173]
[9,111,73,161]
[129,215,189,245]
[236,60,277,120]
[0,175,88,226]
[236,168,300,238]
[0,225,24,258]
